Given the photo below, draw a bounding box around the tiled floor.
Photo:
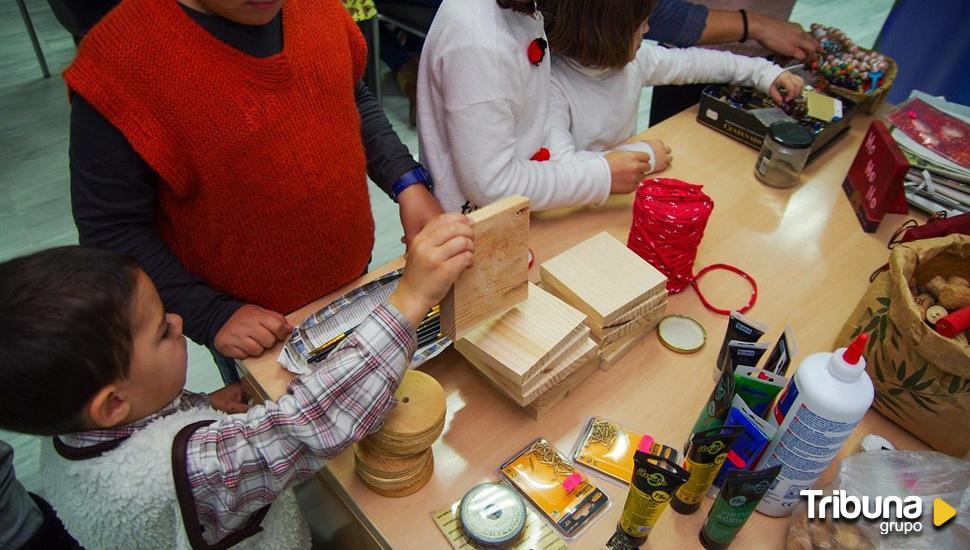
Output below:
[0,0,892,493]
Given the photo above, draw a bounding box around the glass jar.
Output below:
[754,121,814,188]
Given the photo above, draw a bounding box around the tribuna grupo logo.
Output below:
[801,489,923,535]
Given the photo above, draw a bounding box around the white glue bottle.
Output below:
[755,333,873,517]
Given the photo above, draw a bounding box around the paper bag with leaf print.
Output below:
[836,234,970,457]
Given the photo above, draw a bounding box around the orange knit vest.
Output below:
[65,0,374,314]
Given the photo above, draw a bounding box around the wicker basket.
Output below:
[826,52,898,115]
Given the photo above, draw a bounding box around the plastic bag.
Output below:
[787,451,970,549]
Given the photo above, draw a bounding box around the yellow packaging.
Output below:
[572,417,678,484]
[501,438,610,539]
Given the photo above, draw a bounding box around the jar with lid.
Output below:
[755,121,814,188]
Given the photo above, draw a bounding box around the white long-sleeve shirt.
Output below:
[417,0,612,213]
[549,44,785,157]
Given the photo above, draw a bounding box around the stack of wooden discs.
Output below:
[354,370,446,497]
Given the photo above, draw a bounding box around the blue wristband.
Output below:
[391,166,433,202]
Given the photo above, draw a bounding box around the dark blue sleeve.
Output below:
[645,0,709,47]
[355,80,422,198]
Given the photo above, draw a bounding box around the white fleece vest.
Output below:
[40,407,311,550]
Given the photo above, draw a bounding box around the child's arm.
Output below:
[546,80,605,163]
[637,45,788,100]
[177,215,473,543]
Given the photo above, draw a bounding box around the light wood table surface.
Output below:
[239,105,930,549]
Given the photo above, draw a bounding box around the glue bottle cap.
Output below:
[828,333,868,382]
[843,333,868,365]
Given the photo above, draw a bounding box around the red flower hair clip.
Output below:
[530,147,551,161]
[527,38,547,66]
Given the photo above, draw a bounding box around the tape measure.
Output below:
[458,483,526,547]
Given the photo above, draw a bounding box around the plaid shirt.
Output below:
[60,304,416,544]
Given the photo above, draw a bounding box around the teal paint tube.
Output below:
[699,466,783,549]
[732,366,785,418]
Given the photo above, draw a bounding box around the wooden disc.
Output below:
[354,444,430,479]
[358,452,434,498]
[380,370,446,437]
[365,411,445,456]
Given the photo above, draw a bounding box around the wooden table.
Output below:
[240,105,930,549]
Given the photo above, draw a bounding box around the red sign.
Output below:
[842,121,909,232]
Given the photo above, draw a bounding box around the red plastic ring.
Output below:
[689,263,758,315]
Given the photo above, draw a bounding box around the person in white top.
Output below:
[417,0,654,213]
[546,0,803,164]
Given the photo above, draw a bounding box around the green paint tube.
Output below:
[614,449,690,546]
[688,356,737,452]
[671,426,744,514]
[699,465,783,549]
[732,366,786,418]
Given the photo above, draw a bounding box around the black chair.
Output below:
[369,2,437,105]
[46,0,120,44]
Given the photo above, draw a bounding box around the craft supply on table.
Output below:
[628,179,758,315]
[754,121,814,188]
[354,370,446,497]
[762,325,799,376]
[500,439,610,539]
[540,231,669,371]
[700,466,782,550]
[571,417,677,485]
[726,341,769,373]
[440,195,531,341]
[454,283,598,416]
[433,482,567,550]
[279,269,449,374]
[611,450,689,546]
[714,311,767,381]
[671,426,744,515]
[709,396,776,494]
[756,333,873,516]
[841,121,911,232]
[731,366,785,419]
[656,315,706,354]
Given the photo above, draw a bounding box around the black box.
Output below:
[696,84,859,163]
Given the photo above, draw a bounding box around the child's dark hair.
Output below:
[497,0,541,15]
[542,0,658,69]
[0,246,140,435]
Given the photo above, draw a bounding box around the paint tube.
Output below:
[615,451,690,545]
[671,426,744,514]
[709,396,776,495]
[699,465,783,549]
[732,366,786,418]
[727,340,769,370]
[714,312,767,381]
[762,325,798,376]
[688,360,736,454]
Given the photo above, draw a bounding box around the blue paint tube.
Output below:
[732,366,786,418]
[709,396,776,495]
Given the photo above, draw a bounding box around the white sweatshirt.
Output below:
[417,0,612,213]
[549,44,785,157]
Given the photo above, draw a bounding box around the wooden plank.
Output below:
[590,290,668,339]
[539,232,667,328]
[454,283,588,385]
[439,195,530,340]
[596,301,667,348]
[464,333,597,407]
[525,356,600,419]
[597,313,663,371]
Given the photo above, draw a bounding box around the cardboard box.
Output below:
[696,84,859,163]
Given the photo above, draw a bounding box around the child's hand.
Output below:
[643,139,672,173]
[606,150,652,195]
[769,71,805,105]
[214,304,293,359]
[398,184,444,247]
[209,383,250,414]
[389,213,475,328]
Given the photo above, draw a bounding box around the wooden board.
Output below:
[464,331,597,407]
[540,231,667,328]
[439,195,531,340]
[596,301,667,348]
[524,356,600,419]
[597,314,663,371]
[589,290,668,340]
[454,283,588,385]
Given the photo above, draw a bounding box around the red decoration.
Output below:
[527,38,547,66]
[841,121,909,233]
[530,147,550,162]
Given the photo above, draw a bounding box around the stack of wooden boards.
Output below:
[354,370,446,497]
[540,232,668,370]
